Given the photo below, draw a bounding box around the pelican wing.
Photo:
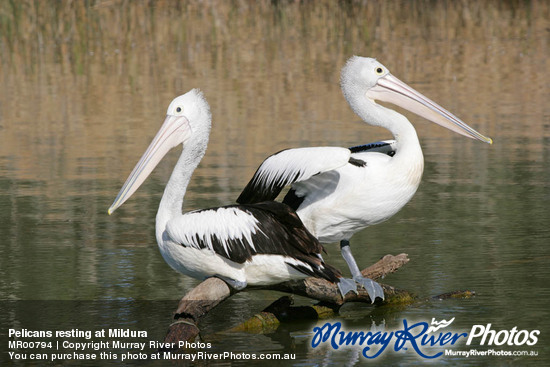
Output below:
[165,201,341,281]
[281,140,396,211]
[237,147,351,204]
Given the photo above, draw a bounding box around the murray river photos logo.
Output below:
[310,318,540,359]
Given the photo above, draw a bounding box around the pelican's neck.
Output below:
[348,93,423,159]
[155,140,208,244]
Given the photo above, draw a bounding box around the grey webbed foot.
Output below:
[354,276,384,303]
[339,239,384,303]
[337,278,358,297]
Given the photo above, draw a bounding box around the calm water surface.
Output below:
[0,1,549,365]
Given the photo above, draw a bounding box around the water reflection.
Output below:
[0,0,549,365]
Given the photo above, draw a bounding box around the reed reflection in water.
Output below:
[0,1,548,365]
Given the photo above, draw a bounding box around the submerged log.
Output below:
[433,290,476,300]
[164,253,410,344]
[233,289,477,335]
[164,277,231,344]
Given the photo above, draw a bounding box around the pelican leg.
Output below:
[340,240,384,302]
[214,275,247,290]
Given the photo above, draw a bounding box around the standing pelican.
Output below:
[108,89,342,291]
[237,57,492,301]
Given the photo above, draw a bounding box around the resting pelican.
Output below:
[237,57,492,301]
[108,89,342,291]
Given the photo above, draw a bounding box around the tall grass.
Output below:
[0,0,547,185]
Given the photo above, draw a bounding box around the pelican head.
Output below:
[341,56,492,144]
[108,89,211,214]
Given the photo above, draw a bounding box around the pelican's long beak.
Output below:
[108,115,192,214]
[367,74,492,144]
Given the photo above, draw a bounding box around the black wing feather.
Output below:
[349,141,396,156]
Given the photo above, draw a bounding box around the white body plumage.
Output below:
[294,147,423,243]
[158,207,317,285]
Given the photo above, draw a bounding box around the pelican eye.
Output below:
[176,107,182,113]
[375,67,384,75]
